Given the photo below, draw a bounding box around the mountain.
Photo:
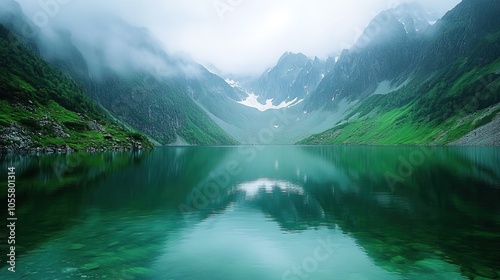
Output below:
[15,6,340,145]
[0,1,242,145]
[390,2,438,35]
[300,0,500,145]
[1,0,498,148]
[0,23,152,152]
[52,22,244,145]
[0,0,289,146]
[304,3,438,110]
[243,52,335,107]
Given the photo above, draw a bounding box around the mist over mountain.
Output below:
[0,0,247,145]
[11,0,460,75]
[1,0,498,148]
[301,2,438,110]
[0,21,153,152]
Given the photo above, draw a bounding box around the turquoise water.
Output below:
[0,146,499,279]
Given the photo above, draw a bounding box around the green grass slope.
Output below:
[299,56,500,145]
[0,24,152,151]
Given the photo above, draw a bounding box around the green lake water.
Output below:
[0,146,499,279]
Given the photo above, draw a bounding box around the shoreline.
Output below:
[2,142,499,155]
[0,143,151,154]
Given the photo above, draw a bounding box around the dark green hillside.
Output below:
[0,24,152,152]
[84,71,239,146]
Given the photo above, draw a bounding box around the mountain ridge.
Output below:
[299,0,500,145]
[242,52,334,107]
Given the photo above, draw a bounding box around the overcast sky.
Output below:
[15,0,461,75]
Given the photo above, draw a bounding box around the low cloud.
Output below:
[14,0,461,76]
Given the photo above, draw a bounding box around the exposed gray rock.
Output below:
[0,123,33,152]
[449,114,500,146]
[88,120,106,132]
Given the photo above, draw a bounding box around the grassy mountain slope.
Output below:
[299,59,500,145]
[299,0,500,145]
[0,24,152,151]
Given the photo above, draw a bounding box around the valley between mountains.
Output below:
[0,0,499,151]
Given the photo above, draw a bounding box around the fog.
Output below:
[13,0,461,76]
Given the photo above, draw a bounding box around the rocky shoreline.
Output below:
[0,142,147,154]
[0,123,150,154]
[448,114,500,146]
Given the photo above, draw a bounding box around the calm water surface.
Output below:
[0,146,499,279]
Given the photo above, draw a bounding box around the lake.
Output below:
[0,146,499,279]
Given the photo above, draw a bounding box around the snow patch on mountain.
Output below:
[237,93,303,112]
[225,78,240,88]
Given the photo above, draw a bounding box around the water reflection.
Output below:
[236,178,325,231]
[0,151,149,268]
[169,146,500,279]
[237,179,305,198]
[0,146,499,279]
